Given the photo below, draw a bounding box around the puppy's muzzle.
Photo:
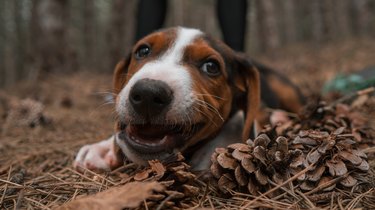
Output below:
[129,79,174,119]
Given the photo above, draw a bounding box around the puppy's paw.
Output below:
[73,136,122,172]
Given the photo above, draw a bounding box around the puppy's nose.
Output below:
[129,79,173,118]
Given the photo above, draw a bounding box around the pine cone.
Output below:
[210,134,293,195]
[133,153,200,209]
[210,128,370,195]
[290,127,369,192]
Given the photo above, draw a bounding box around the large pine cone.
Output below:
[133,154,200,209]
[210,128,369,196]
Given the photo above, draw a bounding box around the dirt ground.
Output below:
[1,39,375,209]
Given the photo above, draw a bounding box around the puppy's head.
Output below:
[113,27,260,165]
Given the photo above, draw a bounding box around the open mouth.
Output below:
[118,122,203,154]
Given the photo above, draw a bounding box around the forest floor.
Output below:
[0,39,375,209]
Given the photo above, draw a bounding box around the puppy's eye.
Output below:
[200,60,220,76]
[135,45,151,59]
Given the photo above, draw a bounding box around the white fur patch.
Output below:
[117,27,203,122]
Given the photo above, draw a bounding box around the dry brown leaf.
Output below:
[57,182,164,210]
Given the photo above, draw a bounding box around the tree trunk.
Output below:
[37,0,70,73]
[82,0,96,70]
[282,0,297,43]
[310,0,323,42]
[107,0,126,69]
[257,0,280,51]
[0,0,6,87]
[335,0,351,39]
[353,0,370,37]
[13,0,26,80]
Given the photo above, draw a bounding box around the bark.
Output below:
[282,0,297,43]
[13,0,26,80]
[335,0,351,39]
[37,0,70,73]
[83,0,95,70]
[311,0,324,42]
[353,0,370,36]
[258,0,280,51]
[107,0,126,69]
[0,0,5,86]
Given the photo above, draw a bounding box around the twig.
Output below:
[329,87,375,107]
[240,164,314,210]
[0,165,12,206]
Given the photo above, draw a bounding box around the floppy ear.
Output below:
[113,54,131,94]
[232,54,261,141]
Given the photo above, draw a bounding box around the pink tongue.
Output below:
[127,124,172,139]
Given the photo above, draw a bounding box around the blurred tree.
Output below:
[353,0,370,37]
[107,0,135,70]
[83,0,95,70]
[282,0,297,44]
[257,0,280,51]
[37,0,71,73]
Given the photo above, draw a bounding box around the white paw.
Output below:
[73,136,122,172]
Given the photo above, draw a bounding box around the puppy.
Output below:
[74,27,304,171]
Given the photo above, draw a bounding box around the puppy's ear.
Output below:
[232,53,261,141]
[113,54,131,94]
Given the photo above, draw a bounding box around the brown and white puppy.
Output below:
[74,27,304,171]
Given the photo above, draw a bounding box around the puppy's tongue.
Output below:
[127,124,174,139]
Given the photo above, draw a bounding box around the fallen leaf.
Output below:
[57,182,164,210]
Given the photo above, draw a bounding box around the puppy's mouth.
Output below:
[118,123,203,154]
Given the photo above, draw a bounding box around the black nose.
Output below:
[129,79,173,118]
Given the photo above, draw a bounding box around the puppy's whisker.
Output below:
[193,106,218,127]
[195,99,225,122]
[195,93,226,101]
